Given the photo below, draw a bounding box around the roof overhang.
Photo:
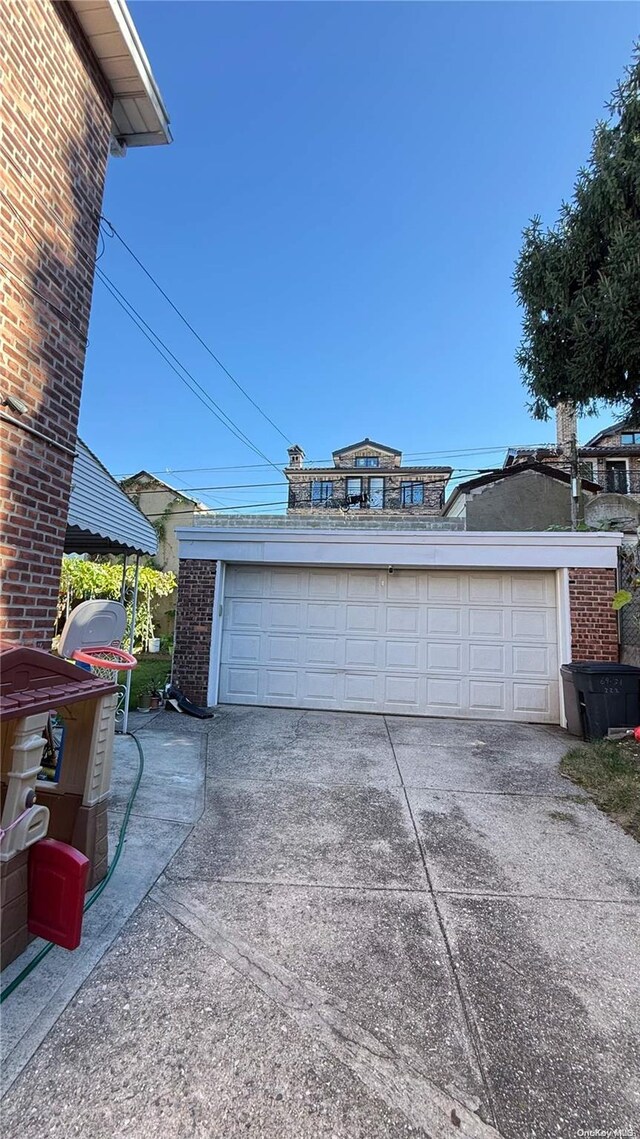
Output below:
[176,525,622,571]
[68,0,171,147]
[66,440,158,556]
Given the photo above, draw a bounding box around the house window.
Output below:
[579,461,594,482]
[346,477,363,508]
[401,482,424,507]
[311,479,333,505]
[368,477,384,509]
[621,432,640,445]
[354,456,379,467]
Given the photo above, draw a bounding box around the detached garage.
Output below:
[173,524,622,727]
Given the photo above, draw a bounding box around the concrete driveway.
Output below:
[2,707,639,1139]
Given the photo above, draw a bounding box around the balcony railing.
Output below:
[288,480,445,511]
[600,467,640,495]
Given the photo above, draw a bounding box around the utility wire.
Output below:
[143,501,289,517]
[101,215,292,446]
[95,267,283,476]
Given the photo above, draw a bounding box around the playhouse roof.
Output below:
[0,642,118,722]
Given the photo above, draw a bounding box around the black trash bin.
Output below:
[561,662,640,740]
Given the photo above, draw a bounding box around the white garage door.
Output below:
[219,566,560,723]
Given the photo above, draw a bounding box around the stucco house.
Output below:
[285,439,452,517]
[120,471,210,635]
[443,462,601,531]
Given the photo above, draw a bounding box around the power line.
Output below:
[101,215,292,446]
[115,445,530,477]
[143,501,289,517]
[95,267,283,475]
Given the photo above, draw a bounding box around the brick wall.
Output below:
[568,567,619,662]
[0,0,113,647]
[173,559,217,706]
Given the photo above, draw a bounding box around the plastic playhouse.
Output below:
[0,602,137,969]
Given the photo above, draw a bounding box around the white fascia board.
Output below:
[175,527,622,571]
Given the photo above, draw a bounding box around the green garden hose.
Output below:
[0,732,145,1004]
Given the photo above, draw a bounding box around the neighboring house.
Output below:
[443,462,601,531]
[505,406,640,498]
[120,471,210,635]
[285,439,452,516]
[0,0,170,650]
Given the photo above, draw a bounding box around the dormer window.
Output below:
[354,455,379,467]
[621,432,640,445]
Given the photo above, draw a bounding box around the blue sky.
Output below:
[79,1,639,511]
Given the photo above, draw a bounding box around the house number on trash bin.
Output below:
[599,677,623,693]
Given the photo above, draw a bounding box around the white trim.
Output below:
[207,561,225,706]
[68,0,171,146]
[555,568,573,728]
[176,526,622,571]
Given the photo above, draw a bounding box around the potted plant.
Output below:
[148,671,169,711]
[137,687,152,712]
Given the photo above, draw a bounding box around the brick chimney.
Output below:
[287,444,305,469]
[556,403,577,451]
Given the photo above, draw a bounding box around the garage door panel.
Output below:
[267,600,301,629]
[510,573,555,605]
[513,682,552,715]
[308,571,341,599]
[427,677,464,709]
[427,608,461,635]
[386,640,420,670]
[388,573,419,600]
[427,641,463,672]
[385,605,420,634]
[347,571,379,599]
[219,567,559,723]
[228,633,260,662]
[306,602,340,630]
[513,644,555,677]
[425,573,462,602]
[384,675,421,708]
[469,608,504,637]
[469,679,506,713]
[510,609,554,640]
[344,673,378,704]
[468,574,505,603]
[305,670,340,702]
[346,604,378,631]
[469,643,505,674]
[266,635,299,664]
[265,669,298,698]
[305,636,340,665]
[224,667,260,697]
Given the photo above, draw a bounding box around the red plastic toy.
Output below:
[28,838,90,950]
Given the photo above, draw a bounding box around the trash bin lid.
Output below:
[561,662,640,675]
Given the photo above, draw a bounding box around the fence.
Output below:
[618,542,640,665]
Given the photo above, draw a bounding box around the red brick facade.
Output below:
[568,567,619,662]
[172,559,217,706]
[0,0,113,647]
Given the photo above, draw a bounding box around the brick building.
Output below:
[505,405,640,497]
[0,0,170,648]
[285,438,452,517]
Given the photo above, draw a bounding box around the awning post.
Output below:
[122,554,140,735]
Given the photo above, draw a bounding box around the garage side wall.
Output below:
[568,568,618,661]
[173,558,217,705]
